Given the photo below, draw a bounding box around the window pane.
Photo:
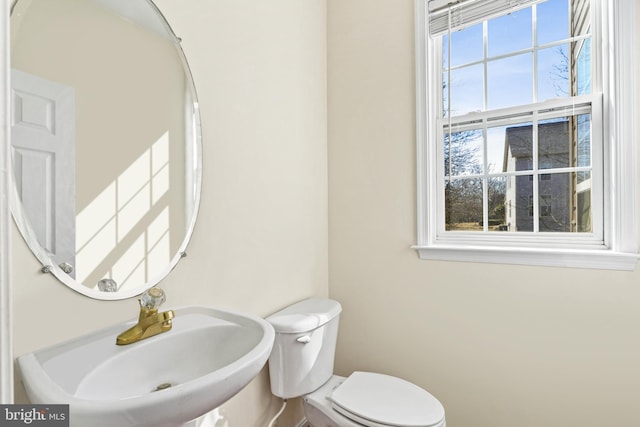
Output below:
[576,38,592,95]
[503,123,534,173]
[444,129,483,177]
[487,8,532,57]
[445,178,483,231]
[446,64,484,116]
[538,118,570,169]
[537,0,569,45]
[488,177,507,231]
[539,40,591,99]
[536,172,592,233]
[576,171,592,232]
[537,40,592,100]
[538,173,572,232]
[486,127,504,174]
[577,113,591,168]
[504,174,534,231]
[487,53,532,110]
[442,34,449,71]
[537,44,569,101]
[447,23,483,68]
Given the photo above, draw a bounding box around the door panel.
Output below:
[11,69,76,276]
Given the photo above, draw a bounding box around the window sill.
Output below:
[412,244,639,270]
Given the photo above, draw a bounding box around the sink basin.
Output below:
[17,306,275,427]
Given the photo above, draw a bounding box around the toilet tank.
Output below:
[266,298,342,399]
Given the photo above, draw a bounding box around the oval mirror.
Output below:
[9,0,202,300]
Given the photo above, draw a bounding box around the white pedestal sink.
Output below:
[17,306,275,427]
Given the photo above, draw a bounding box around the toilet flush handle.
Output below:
[296,335,311,344]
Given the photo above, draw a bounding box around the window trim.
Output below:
[414,0,638,270]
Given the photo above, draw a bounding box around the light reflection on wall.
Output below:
[75,132,170,291]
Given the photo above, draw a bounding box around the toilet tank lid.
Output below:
[267,298,342,333]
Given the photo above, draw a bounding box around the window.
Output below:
[414,0,638,269]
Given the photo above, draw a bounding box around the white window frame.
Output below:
[414,0,638,270]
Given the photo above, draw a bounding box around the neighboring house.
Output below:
[503,120,591,232]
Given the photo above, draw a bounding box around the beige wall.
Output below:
[12,0,327,425]
[328,1,640,427]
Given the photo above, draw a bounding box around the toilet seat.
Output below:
[327,372,445,427]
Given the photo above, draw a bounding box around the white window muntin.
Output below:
[431,0,601,242]
[435,97,602,243]
[439,4,592,121]
[446,34,591,75]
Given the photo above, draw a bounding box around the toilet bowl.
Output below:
[266,298,446,427]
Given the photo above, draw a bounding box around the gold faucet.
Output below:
[116,287,175,345]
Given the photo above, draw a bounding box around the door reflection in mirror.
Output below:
[10,0,201,299]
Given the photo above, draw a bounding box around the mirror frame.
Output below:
[9,0,202,300]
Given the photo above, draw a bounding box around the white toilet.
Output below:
[267,298,446,427]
